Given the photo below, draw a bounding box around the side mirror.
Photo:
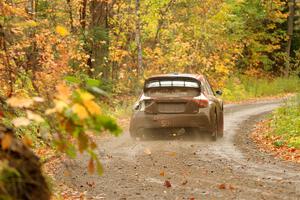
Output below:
[215,90,223,96]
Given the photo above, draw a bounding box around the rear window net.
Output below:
[146,80,199,88]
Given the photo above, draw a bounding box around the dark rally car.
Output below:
[129,73,224,140]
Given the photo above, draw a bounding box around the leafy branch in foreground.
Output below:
[6,83,122,175]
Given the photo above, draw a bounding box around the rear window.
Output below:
[145,80,199,88]
[144,80,200,97]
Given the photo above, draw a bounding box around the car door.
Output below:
[202,77,223,117]
[203,77,224,133]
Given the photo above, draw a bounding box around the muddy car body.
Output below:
[129,74,224,140]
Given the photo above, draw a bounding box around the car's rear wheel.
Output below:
[130,129,149,140]
[211,113,218,141]
[130,128,140,140]
[218,116,224,138]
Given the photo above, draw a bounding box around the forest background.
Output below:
[1,0,300,198]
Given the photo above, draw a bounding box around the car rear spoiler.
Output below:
[144,76,201,92]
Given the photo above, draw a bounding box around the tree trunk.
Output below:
[26,0,34,14]
[66,0,74,32]
[0,24,14,97]
[135,0,143,80]
[90,0,110,80]
[285,0,296,77]
[80,0,87,30]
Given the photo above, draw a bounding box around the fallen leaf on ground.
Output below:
[164,180,172,188]
[182,180,188,185]
[165,151,176,157]
[88,158,95,174]
[63,170,70,177]
[229,184,235,190]
[86,181,95,187]
[159,170,165,176]
[144,148,151,155]
[251,119,300,163]
[218,183,226,189]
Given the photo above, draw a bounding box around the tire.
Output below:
[211,113,218,141]
[218,113,224,138]
[130,129,148,140]
[130,130,138,139]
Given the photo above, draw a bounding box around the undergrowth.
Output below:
[269,94,300,148]
[223,76,300,101]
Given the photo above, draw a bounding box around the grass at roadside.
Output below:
[251,94,300,162]
[223,76,300,102]
[271,94,300,148]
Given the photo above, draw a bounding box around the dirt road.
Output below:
[55,100,300,199]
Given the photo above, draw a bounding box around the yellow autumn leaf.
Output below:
[215,64,229,74]
[56,100,69,111]
[6,97,33,108]
[26,110,44,123]
[45,100,68,115]
[12,117,31,127]
[83,100,101,115]
[77,90,94,101]
[15,20,38,28]
[55,25,69,36]
[72,103,89,120]
[56,83,72,102]
[45,108,56,115]
[1,134,12,150]
[27,20,38,27]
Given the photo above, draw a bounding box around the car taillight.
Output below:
[138,98,153,111]
[192,95,209,108]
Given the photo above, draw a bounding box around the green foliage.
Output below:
[64,74,109,96]
[223,75,300,101]
[271,94,300,148]
[273,140,285,147]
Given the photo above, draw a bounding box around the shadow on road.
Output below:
[134,128,214,142]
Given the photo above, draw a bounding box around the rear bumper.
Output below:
[129,109,212,134]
